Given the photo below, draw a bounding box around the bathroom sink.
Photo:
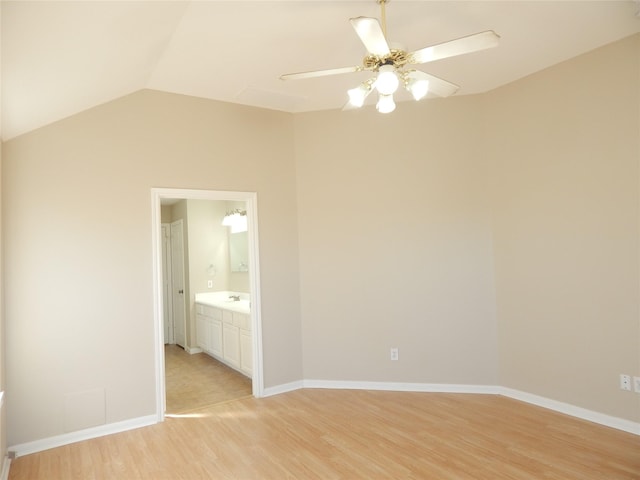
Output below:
[194,292,251,314]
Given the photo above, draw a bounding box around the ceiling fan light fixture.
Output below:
[280,1,499,115]
[375,65,399,95]
[376,94,396,114]
[347,82,371,108]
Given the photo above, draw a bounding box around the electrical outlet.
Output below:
[620,374,632,391]
[390,348,399,361]
[634,376,640,393]
[207,280,213,288]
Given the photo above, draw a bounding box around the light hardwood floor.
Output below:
[164,344,252,414]
[9,388,640,479]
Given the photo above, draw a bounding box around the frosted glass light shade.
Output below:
[375,65,399,95]
[376,94,396,114]
[347,84,369,108]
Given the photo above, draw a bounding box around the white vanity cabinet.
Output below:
[240,329,252,376]
[195,305,222,358]
[209,318,223,358]
[195,302,251,378]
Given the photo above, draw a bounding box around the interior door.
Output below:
[170,219,186,348]
[161,224,174,344]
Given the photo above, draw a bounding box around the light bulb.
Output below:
[375,65,399,95]
[376,94,396,114]
[347,83,370,108]
[408,79,429,101]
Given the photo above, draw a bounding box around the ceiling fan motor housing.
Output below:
[364,49,408,71]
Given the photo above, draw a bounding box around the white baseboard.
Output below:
[0,457,10,480]
[10,382,639,459]
[302,379,500,394]
[9,414,158,458]
[265,380,640,436]
[186,346,202,354]
[499,387,640,436]
[262,380,304,397]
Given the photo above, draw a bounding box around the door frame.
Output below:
[151,188,264,421]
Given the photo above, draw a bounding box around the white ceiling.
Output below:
[2,1,639,141]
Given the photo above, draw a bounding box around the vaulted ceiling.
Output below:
[2,1,639,140]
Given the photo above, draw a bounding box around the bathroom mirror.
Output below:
[229,231,249,272]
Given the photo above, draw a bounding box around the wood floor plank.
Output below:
[9,388,639,479]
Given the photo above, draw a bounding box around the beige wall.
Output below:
[486,35,640,421]
[293,33,639,420]
[2,90,302,445]
[2,34,639,449]
[294,96,500,384]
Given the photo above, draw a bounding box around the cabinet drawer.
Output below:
[204,306,222,320]
[195,303,222,320]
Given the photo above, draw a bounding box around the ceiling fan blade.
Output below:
[410,70,460,98]
[350,17,390,56]
[280,66,362,81]
[407,30,500,65]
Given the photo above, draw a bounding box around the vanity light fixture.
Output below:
[222,209,248,233]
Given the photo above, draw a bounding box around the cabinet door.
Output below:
[223,324,240,369]
[235,313,251,331]
[210,319,223,358]
[240,330,252,377]
[196,314,209,351]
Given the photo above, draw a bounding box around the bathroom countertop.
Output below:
[195,292,250,314]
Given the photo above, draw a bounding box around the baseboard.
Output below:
[0,457,10,480]
[9,414,158,458]
[264,380,640,436]
[186,346,202,354]
[499,387,640,436]
[262,380,304,397]
[302,379,501,394]
[10,382,638,459]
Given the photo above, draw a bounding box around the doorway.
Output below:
[151,188,263,420]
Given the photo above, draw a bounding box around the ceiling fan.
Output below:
[280,0,500,113]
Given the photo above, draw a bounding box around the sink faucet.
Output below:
[229,295,240,301]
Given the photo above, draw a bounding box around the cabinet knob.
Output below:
[178,289,184,294]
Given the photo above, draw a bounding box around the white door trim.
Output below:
[151,188,264,422]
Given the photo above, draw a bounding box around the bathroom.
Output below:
[160,198,253,409]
